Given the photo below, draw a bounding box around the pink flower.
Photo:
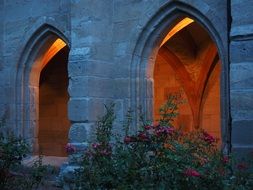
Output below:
[124,136,135,144]
[65,143,76,154]
[155,126,174,137]
[100,149,111,156]
[237,163,248,170]
[92,143,100,149]
[183,168,201,177]
[202,131,216,144]
[137,132,150,142]
[85,150,92,156]
[222,156,229,164]
[144,125,152,130]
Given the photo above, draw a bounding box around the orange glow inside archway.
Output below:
[41,38,67,69]
[160,17,194,47]
[154,17,221,141]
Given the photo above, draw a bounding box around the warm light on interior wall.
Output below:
[41,38,66,69]
[160,17,194,47]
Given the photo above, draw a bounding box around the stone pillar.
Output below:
[0,1,5,122]
[67,0,114,149]
[230,0,253,155]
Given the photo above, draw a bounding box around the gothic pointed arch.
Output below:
[15,23,70,153]
[130,1,230,152]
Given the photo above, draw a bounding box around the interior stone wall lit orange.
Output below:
[154,54,193,131]
[154,22,221,140]
[39,47,70,156]
[154,54,221,139]
[200,61,221,139]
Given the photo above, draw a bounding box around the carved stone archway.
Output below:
[130,2,230,152]
[15,24,70,153]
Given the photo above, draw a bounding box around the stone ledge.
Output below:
[231,24,253,41]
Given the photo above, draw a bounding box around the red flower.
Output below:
[85,150,93,157]
[92,143,101,149]
[144,125,152,130]
[222,156,229,164]
[155,126,174,137]
[100,149,111,156]
[65,143,76,154]
[137,132,150,142]
[124,136,135,144]
[183,168,201,177]
[237,163,248,170]
[202,131,216,144]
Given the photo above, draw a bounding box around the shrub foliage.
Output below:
[73,97,253,190]
[0,119,48,190]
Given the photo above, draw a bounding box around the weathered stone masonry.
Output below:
[0,0,252,158]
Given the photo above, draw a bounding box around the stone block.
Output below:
[113,42,129,56]
[230,24,253,38]
[113,19,140,43]
[230,90,253,111]
[231,110,253,121]
[113,0,158,22]
[68,76,88,97]
[231,120,253,145]
[68,38,113,62]
[69,59,129,79]
[230,62,253,89]
[104,99,124,122]
[69,76,129,99]
[68,60,86,77]
[71,0,112,21]
[59,165,80,183]
[87,77,130,98]
[230,40,253,63]
[73,19,112,42]
[178,0,210,15]
[0,86,11,104]
[85,60,129,78]
[68,46,94,60]
[231,0,253,27]
[91,44,113,62]
[87,98,105,121]
[68,98,88,122]
[232,146,253,159]
[4,0,65,21]
[69,123,93,143]
[230,90,253,120]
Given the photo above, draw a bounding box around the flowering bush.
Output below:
[0,119,48,189]
[73,98,253,190]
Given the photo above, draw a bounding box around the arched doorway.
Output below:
[15,25,70,156]
[130,2,230,152]
[39,46,70,156]
[154,18,221,139]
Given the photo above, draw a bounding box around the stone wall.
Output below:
[67,0,229,148]
[230,0,253,154]
[3,0,253,188]
[0,0,70,146]
[0,1,4,120]
[3,0,252,156]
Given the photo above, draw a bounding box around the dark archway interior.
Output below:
[39,46,70,156]
[154,20,221,140]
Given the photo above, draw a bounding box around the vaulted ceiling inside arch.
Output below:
[163,22,216,81]
[154,19,220,132]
